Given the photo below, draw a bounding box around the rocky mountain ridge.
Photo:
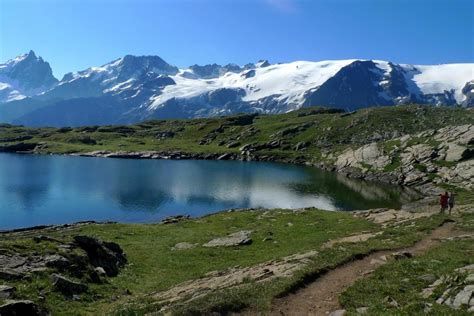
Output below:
[0,51,473,127]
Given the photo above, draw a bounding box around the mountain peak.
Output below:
[27,50,37,58]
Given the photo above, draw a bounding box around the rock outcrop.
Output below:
[73,236,127,277]
[203,230,252,247]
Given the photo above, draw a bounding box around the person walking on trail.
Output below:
[439,192,449,214]
[448,192,455,215]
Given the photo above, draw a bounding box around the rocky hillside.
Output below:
[1,51,473,127]
[1,105,473,195]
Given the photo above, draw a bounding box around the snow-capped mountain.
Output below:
[0,51,473,127]
[0,50,57,103]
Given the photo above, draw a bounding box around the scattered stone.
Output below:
[466,274,474,283]
[43,254,70,270]
[0,300,39,316]
[203,231,252,247]
[94,267,107,277]
[160,215,190,224]
[328,309,346,316]
[392,251,412,260]
[226,141,240,148]
[384,296,399,307]
[73,235,127,277]
[452,285,474,309]
[456,264,474,274]
[171,242,196,251]
[0,285,15,299]
[323,232,382,248]
[0,269,26,281]
[51,273,88,296]
[0,255,27,269]
[152,249,318,308]
[356,307,369,314]
[33,235,62,243]
[418,274,437,283]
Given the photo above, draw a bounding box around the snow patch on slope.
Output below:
[148,60,356,110]
[405,64,474,102]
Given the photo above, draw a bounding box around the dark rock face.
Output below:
[189,63,246,79]
[462,81,474,107]
[0,285,16,299]
[303,60,392,109]
[73,236,127,277]
[51,273,88,295]
[0,300,39,316]
[117,55,179,81]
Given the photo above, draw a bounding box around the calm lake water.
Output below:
[0,153,415,230]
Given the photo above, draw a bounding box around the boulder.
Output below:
[0,269,26,281]
[0,300,39,316]
[203,231,252,247]
[73,236,127,277]
[452,285,474,309]
[51,274,88,295]
[94,267,107,277]
[43,254,70,270]
[0,285,15,299]
[444,143,468,162]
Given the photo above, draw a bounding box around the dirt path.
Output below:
[270,221,462,316]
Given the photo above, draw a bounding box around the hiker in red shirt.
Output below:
[439,192,449,214]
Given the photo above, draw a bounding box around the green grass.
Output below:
[0,208,451,315]
[1,105,473,162]
[0,209,373,314]
[340,214,474,315]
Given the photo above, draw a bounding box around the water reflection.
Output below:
[0,154,414,229]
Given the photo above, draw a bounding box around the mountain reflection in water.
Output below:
[0,154,416,229]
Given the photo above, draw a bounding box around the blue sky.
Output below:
[1,0,472,78]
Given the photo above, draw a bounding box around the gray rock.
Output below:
[203,231,252,247]
[466,274,474,283]
[73,235,127,277]
[94,267,107,277]
[329,310,346,316]
[356,307,369,314]
[0,285,15,299]
[171,242,196,250]
[452,285,474,309]
[0,255,26,269]
[0,269,26,280]
[0,300,39,316]
[51,273,88,295]
[444,143,467,162]
[456,264,474,273]
[418,274,437,283]
[43,254,70,270]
